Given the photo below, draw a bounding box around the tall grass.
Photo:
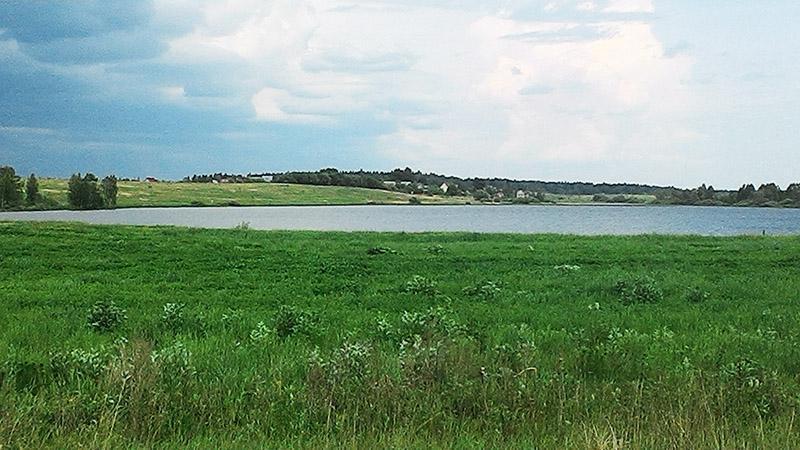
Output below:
[1,222,800,447]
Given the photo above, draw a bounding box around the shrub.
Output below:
[462,280,502,301]
[686,287,709,304]
[87,300,127,332]
[426,244,446,255]
[614,276,663,305]
[274,305,320,338]
[249,321,273,343]
[307,341,375,413]
[720,358,786,417]
[409,196,421,205]
[397,306,465,344]
[49,348,107,382]
[367,246,396,255]
[403,275,439,296]
[151,341,195,377]
[161,303,186,330]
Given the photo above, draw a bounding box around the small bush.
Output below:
[367,246,396,255]
[151,341,195,377]
[87,300,127,332]
[426,244,446,255]
[274,305,320,338]
[307,340,375,413]
[249,321,273,343]
[409,196,421,205]
[686,287,709,304]
[161,303,186,330]
[403,275,439,296]
[397,306,466,344]
[614,276,663,305]
[720,358,786,417]
[462,280,502,301]
[49,348,107,381]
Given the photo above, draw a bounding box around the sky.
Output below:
[0,0,798,188]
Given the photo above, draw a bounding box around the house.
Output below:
[261,175,273,182]
[439,183,449,194]
[516,190,527,199]
[400,181,412,186]
[383,181,397,188]
[145,177,158,183]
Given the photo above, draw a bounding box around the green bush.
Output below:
[367,246,396,255]
[686,287,709,304]
[274,305,320,338]
[720,358,786,418]
[462,280,503,301]
[403,275,439,296]
[161,303,186,330]
[614,276,663,305]
[87,300,127,332]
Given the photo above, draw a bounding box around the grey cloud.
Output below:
[20,30,166,64]
[502,24,616,44]
[302,49,416,73]
[0,1,153,43]
[519,84,555,95]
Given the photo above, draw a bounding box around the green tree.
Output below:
[757,183,781,202]
[101,175,118,208]
[787,183,800,201]
[0,166,23,209]
[25,173,40,205]
[68,173,104,210]
[736,184,756,203]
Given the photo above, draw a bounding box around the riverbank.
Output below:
[23,178,469,209]
[2,222,800,447]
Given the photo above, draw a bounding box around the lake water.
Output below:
[1,205,799,235]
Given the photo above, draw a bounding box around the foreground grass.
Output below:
[2,222,800,448]
[37,178,468,209]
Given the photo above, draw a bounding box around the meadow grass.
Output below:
[36,179,467,209]
[2,221,800,448]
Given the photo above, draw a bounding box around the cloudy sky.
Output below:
[0,1,798,188]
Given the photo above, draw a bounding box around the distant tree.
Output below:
[0,166,23,209]
[25,173,40,205]
[736,184,756,202]
[787,183,800,201]
[757,183,781,202]
[101,175,119,207]
[68,173,104,210]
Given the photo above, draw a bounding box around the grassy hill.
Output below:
[2,222,800,447]
[37,179,469,208]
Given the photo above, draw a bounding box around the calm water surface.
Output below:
[2,205,800,235]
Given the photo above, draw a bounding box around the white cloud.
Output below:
[153,0,693,176]
[603,0,654,14]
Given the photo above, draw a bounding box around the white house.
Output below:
[516,190,527,199]
[440,183,449,193]
[383,181,397,188]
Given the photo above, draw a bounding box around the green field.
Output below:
[2,222,800,448]
[37,179,468,208]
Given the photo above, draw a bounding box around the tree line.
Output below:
[660,183,800,207]
[183,167,800,207]
[186,167,673,198]
[0,165,119,210]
